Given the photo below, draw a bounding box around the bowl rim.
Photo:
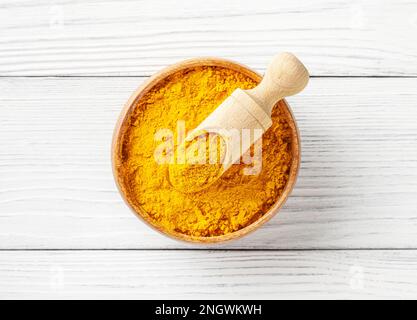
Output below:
[111,57,301,244]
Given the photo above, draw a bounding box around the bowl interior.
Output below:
[112,57,300,244]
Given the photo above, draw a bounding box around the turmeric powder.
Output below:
[168,132,226,193]
[121,66,292,237]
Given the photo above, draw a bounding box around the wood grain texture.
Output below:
[0,0,417,76]
[1,250,416,299]
[1,77,417,249]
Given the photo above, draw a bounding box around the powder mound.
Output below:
[122,66,293,237]
[168,132,226,193]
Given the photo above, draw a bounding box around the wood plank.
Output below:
[0,0,417,76]
[0,77,417,249]
[1,250,416,299]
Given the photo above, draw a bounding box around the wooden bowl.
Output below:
[112,57,301,244]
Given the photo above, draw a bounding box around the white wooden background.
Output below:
[1,0,417,299]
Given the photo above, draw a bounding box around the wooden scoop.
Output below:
[169,53,309,192]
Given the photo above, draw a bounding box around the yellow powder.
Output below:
[168,132,226,193]
[121,66,292,237]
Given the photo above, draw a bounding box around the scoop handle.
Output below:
[246,52,309,114]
